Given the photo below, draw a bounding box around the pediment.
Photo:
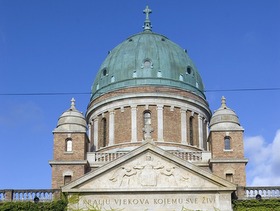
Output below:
[63,143,236,192]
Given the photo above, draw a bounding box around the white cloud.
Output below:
[245,130,280,186]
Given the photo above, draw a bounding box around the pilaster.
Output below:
[180,109,187,144]
[93,118,98,150]
[157,105,164,142]
[131,105,137,142]
[198,114,203,149]
[109,110,115,146]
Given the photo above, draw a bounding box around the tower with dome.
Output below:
[49,6,247,211]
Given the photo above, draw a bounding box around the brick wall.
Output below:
[163,106,181,142]
[210,131,244,159]
[53,133,87,160]
[209,130,247,189]
[114,107,131,144]
[51,165,86,189]
[211,163,246,187]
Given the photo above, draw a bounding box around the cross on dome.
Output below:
[143,5,152,31]
[143,5,152,20]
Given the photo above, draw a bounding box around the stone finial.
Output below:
[71,98,76,109]
[143,5,152,31]
[221,96,227,108]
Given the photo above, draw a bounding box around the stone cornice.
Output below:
[49,160,88,166]
[209,158,248,164]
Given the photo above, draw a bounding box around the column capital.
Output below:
[156,105,164,110]
[198,115,203,120]
[180,108,187,113]
[131,105,137,109]
[191,111,195,117]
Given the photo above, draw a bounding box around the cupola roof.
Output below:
[53,98,87,133]
[90,6,205,101]
[209,96,244,131]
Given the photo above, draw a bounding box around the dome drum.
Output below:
[86,90,211,153]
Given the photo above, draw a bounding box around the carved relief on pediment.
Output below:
[109,157,191,188]
[81,152,215,189]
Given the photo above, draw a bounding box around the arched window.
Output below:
[102,118,107,147]
[65,139,72,152]
[224,136,231,150]
[144,111,151,126]
[189,117,194,145]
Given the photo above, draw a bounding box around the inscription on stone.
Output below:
[82,196,216,206]
[70,193,232,211]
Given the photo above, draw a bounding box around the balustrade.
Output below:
[1,187,280,202]
[95,152,127,162]
[245,186,280,199]
[0,189,60,202]
[171,151,202,161]
[0,190,5,201]
[92,151,202,163]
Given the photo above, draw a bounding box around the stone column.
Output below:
[93,118,98,150]
[206,121,210,150]
[131,105,137,142]
[88,123,91,151]
[180,109,187,144]
[157,105,164,142]
[198,115,203,149]
[109,110,115,146]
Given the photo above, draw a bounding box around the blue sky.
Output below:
[0,0,279,189]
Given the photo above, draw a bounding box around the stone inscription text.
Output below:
[83,196,215,207]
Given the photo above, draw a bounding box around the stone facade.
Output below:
[63,143,236,211]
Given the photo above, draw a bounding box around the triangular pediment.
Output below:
[63,143,236,193]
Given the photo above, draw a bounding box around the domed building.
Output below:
[49,6,247,211]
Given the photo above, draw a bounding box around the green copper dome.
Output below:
[90,7,205,100]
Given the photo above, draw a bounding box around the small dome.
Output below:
[53,98,87,133]
[90,6,205,101]
[209,97,243,131]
